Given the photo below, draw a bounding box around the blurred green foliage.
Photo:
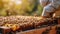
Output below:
[0,0,43,16]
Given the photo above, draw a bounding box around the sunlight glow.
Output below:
[15,0,22,5]
[10,0,22,5]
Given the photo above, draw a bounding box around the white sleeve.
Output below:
[42,3,55,17]
[42,0,60,17]
[40,0,52,7]
[40,0,49,7]
[51,0,60,9]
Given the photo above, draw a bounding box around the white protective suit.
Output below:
[40,0,60,17]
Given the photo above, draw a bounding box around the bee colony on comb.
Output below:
[0,16,60,34]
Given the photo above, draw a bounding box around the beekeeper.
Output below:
[40,0,60,18]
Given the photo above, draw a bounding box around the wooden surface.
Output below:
[16,25,57,34]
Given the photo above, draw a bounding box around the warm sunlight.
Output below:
[10,0,22,5]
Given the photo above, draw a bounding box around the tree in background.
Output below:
[0,0,43,16]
